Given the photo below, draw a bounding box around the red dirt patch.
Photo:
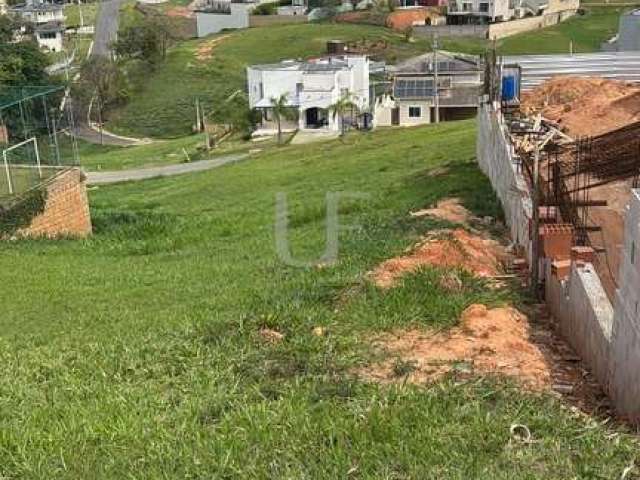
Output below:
[369,228,505,288]
[521,77,640,137]
[166,6,193,17]
[410,197,474,224]
[195,35,230,61]
[361,304,553,389]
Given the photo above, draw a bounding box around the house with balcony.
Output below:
[447,0,514,23]
[374,51,481,127]
[247,55,370,135]
[10,0,65,26]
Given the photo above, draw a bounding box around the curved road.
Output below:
[86,153,249,185]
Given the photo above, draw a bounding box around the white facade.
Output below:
[448,0,514,22]
[247,56,370,134]
[11,2,65,25]
[195,2,252,37]
[35,25,64,51]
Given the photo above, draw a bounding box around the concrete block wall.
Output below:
[610,189,640,420]
[545,261,614,390]
[487,8,577,40]
[476,104,533,263]
[17,168,92,238]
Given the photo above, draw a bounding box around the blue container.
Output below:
[502,75,516,101]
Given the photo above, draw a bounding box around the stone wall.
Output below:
[16,168,92,238]
[476,104,533,263]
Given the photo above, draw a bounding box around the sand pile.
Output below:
[521,77,640,137]
[360,304,553,390]
[369,228,505,288]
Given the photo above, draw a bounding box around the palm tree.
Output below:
[330,93,358,137]
[270,93,295,145]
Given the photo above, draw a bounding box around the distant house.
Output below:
[0,0,7,16]
[9,0,66,51]
[374,51,481,127]
[34,21,64,51]
[247,55,370,135]
[447,0,578,24]
[10,0,65,25]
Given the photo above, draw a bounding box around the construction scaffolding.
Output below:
[0,85,79,205]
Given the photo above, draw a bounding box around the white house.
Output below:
[10,0,65,25]
[35,21,64,51]
[447,0,513,23]
[0,0,8,16]
[247,55,370,135]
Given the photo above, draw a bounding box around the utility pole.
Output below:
[78,0,84,29]
[531,144,541,298]
[432,34,440,124]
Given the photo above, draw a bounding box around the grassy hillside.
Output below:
[498,7,624,54]
[108,7,623,139]
[107,24,434,138]
[1,121,638,477]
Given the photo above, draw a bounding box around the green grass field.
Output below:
[497,7,624,54]
[0,121,638,478]
[64,2,99,27]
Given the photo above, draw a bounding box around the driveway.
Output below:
[86,153,249,185]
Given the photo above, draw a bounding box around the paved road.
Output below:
[92,0,122,59]
[86,153,249,185]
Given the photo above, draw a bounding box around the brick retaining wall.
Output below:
[17,168,92,238]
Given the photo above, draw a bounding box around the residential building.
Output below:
[10,0,65,25]
[447,0,514,23]
[34,21,64,51]
[0,0,7,16]
[247,55,370,135]
[194,0,254,37]
[375,51,481,127]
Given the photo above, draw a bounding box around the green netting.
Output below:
[0,85,64,111]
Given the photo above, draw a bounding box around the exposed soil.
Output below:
[358,304,611,415]
[166,6,192,17]
[521,77,640,137]
[369,228,506,288]
[195,35,230,61]
[410,197,474,224]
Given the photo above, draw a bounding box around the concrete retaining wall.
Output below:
[196,4,251,37]
[476,104,533,263]
[610,190,640,420]
[249,14,308,27]
[545,262,613,389]
[487,9,577,39]
[415,24,487,38]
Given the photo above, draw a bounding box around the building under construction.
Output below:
[478,55,640,421]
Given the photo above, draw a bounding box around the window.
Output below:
[408,106,421,118]
[632,241,636,264]
[479,2,489,12]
